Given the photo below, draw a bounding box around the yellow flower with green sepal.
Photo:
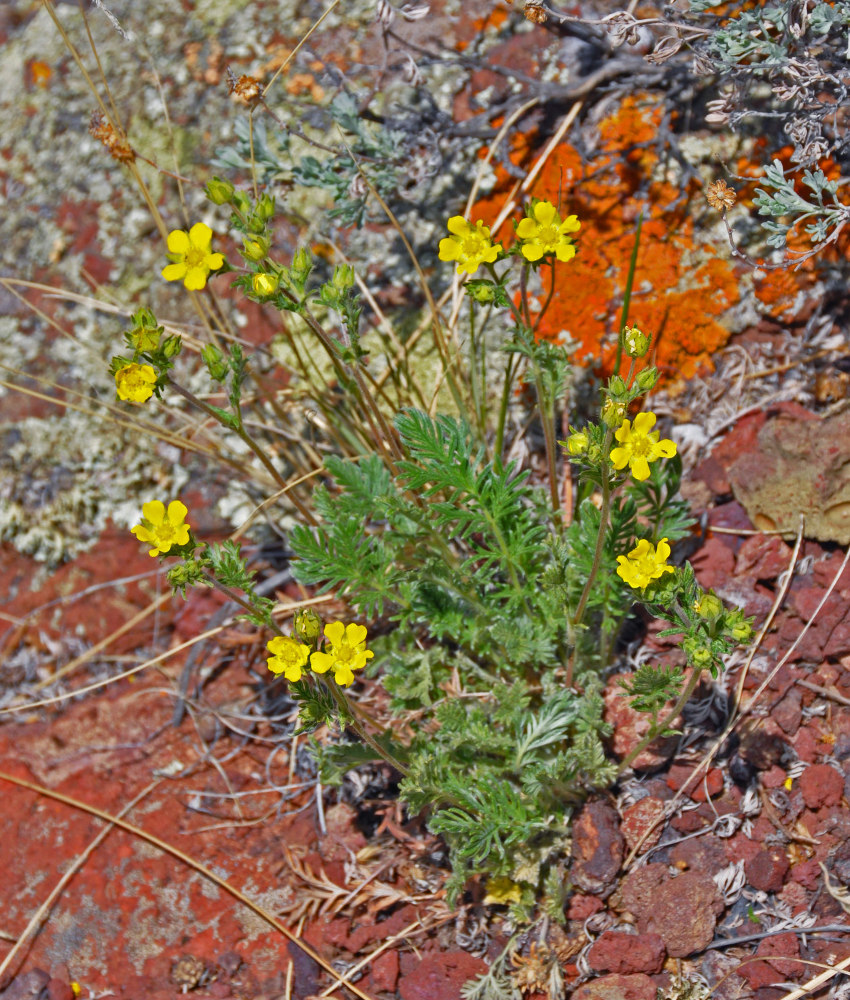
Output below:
[162,222,224,290]
[131,500,191,557]
[516,199,580,262]
[610,411,676,481]
[267,635,310,682]
[115,362,156,402]
[616,537,675,590]
[310,621,374,687]
[438,217,502,275]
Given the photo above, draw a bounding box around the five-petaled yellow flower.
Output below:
[438,216,502,275]
[310,621,374,687]
[610,412,677,481]
[162,222,224,290]
[616,537,675,590]
[115,362,156,403]
[267,635,310,682]
[131,500,191,557]
[516,200,580,262]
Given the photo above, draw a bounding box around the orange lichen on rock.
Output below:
[472,94,741,385]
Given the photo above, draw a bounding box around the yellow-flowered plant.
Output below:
[131,500,191,557]
[115,362,156,402]
[309,621,374,687]
[438,216,503,275]
[610,411,677,481]
[266,635,310,682]
[162,222,224,290]
[616,537,675,589]
[515,199,580,262]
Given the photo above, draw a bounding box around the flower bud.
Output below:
[635,367,660,392]
[252,272,279,297]
[683,637,712,667]
[601,398,627,428]
[202,344,228,382]
[331,263,355,291]
[694,592,723,619]
[256,194,275,221]
[242,236,270,261]
[294,609,322,645]
[728,617,753,643]
[566,430,589,456]
[623,324,651,358]
[162,334,183,358]
[205,176,235,205]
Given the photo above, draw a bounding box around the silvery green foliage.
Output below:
[688,0,850,253]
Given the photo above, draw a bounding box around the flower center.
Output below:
[155,522,179,546]
[185,246,207,268]
[461,234,486,259]
[335,641,356,664]
[537,225,560,249]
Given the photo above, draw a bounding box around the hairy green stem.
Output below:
[327,683,410,777]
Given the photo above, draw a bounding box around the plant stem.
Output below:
[566,426,614,687]
[327,683,410,777]
[617,666,704,774]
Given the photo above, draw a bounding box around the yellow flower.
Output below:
[438,216,502,275]
[162,222,224,290]
[267,635,310,682]
[610,412,677,481]
[516,200,580,262]
[483,875,523,905]
[115,362,156,402]
[310,621,374,687]
[616,537,674,590]
[252,272,279,296]
[131,500,190,557]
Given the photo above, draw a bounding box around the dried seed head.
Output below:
[706,179,736,211]
[88,111,135,164]
[523,3,547,23]
[227,70,262,106]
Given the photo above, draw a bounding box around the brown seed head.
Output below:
[228,71,262,106]
[706,179,736,211]
[523,2,547,22]
[88,111,135,164]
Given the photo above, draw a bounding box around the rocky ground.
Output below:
[4,2,850,1000]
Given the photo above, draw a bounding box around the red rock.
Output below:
[46,981,74,1000]
[690,534,737,591]
[666,764,724,801]
[571,972,657,1000]
[724,833,761,866]
[398,951,488,1000]
[760,765,788,788]
[793,727,818,763]
[799,763,845,808]
[566,893,604,920]
[570,799,624,897]
[620,796,666,854]
[745,848,790,893]
[790,858,820,890]
[669,835,727,875]
[622,865,724,957]
[587,931,666,975]
[369,950,399,993]
[603,674,677,771]
[670,810,708,833]
[741,931,804,988]
[735,533,793,580]
[773,690,802,736]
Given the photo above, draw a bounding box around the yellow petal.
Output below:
[345,623,368,646]
[516,218,537,239]
[162,262,188,282]
[188,221,213,250]
[310,651,333,674]
[446,216,469,236]
[610,446,629,470]
[205,252,224,271]
[438,237,460,261]
[142,500,166,524]
[167,500,188,526]
[533,200,558,226]
[184,267,207,291]
[324,621,346,646]
[631,457,651,480]
[633,411,657,434]
[554,244,576,262]
[334,666,354,686]
[657,439,677,458]
[167,229,190,253]
[520,243,544,262]
[561,214,581,233]
[657,538,671,560]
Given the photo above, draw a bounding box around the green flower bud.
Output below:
[623,324,651,358]
[601,398,627,428]
[607,375,628,398]
[256,194,275,222]
[683,637,713,667]
[162,334,183,359]
[635,367,660,392]
[242,236,270,261]
[294,609,322,645]
[728,617,753,643]
[205,176,235,205]
[202,344,228,382]
[331,263,355,291]
[694,592,724,619]
[232,191,252,215]
[567,430,589,456]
